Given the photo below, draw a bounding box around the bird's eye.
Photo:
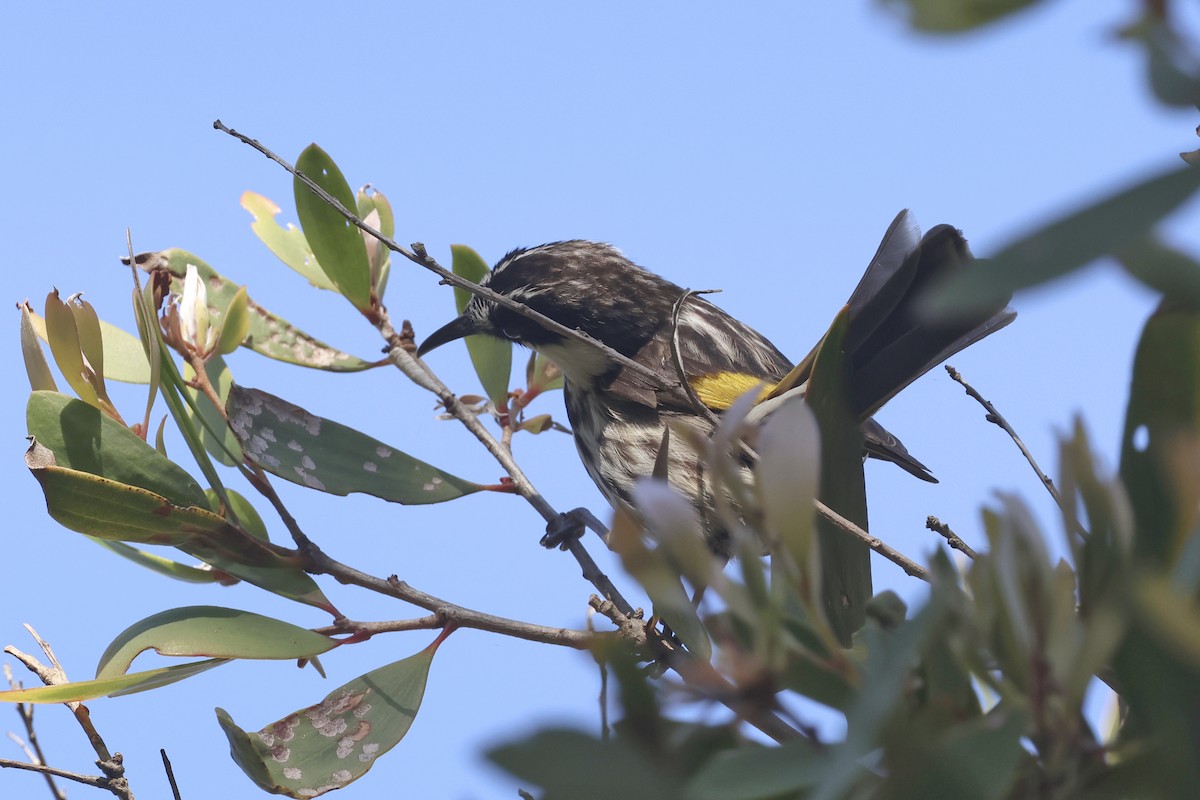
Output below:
[502,328,521,341]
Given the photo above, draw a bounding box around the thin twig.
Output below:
[4,629,133,799]
[0,758,111,790]
[160,750,181,800]
[5,665,65,800]
[588,597,806,743]
[815,500,930,581]
[212,120,685,406]
[374,312,636,616]
[243,469,601,648]
[925,515,979,559]
[946,365,1063,508]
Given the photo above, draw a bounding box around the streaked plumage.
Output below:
[419,212,1015,555]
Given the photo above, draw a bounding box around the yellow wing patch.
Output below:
[688,371,774,411]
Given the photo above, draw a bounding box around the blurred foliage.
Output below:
[8,2,1200,796]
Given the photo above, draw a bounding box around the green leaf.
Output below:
[885,707,1027,800]
[30,447,334,611]
[357,186,394,298]
[69,296,106,385]
[526,350,563,393]
[1119,301,1200,566]
[1123,17,1200,108]
[686,741,828,800]
[810,595,947,800]
[806,308,870,645]
[88,538,224,584]
[20,303,57,391]
[137,249,375,372]
[215,488,271,540]
[880,0,1039,33]
[451,244,512,408]
[0,659,228,704]
[44,290,99,407]
[242,190,336,291]
[27,391,208,508]
[132,281,163,428]
[27,444,239,547]
[218,285,252,355]
[97,606,336,679]
[1119,238,1200,305]
[217,634,443,797]
[609,499,714,663]
[489,728,682,800]
[227,385,483,504]
[926,163,1200,315]
[756,395,822,603]
[294,144,372,312]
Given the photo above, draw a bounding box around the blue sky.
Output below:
[3,3,1198,798]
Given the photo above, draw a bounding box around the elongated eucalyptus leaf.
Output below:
[88,538,223,584]
[27,390,208,508]
[451,245,511,408]
[608,504,713,662]
[20,303,57,391]
[926,163,1200,315]
[218,634,443,797]
[357,187,394,298]
[805,308,870,645]
[687,740,829,800]
[133,249,374,371]
[44,290,100,407]
[1119,238,1200,305]
[97,606,336,679]
[1120,301,1200,566]
[242,190,336,290]
[881,0,1039,33]
[227,385,483,504]
[294,144,372,312]
[810,594,946,800]
[0,659,228,704]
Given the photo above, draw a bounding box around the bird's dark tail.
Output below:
[844,211,1016,419]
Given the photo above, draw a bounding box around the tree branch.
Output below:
[212,119,686,406]
[945,365,1064,511]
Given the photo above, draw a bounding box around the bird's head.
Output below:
[417,240,678,384]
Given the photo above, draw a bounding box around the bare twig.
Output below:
[374,312,636,616]
[925,515,979,559]
[160,750,181,800]
[946,365,1063,509]
[815,501,930,581]
[0,758,112,790]
[212,119,685,406]
[5,665,65,800]
[243,467,602,648]
[588,597,807,743]
[4,629,133,799]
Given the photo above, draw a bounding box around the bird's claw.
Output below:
[541,508,590,550]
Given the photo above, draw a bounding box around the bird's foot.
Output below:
[541,508,592,550]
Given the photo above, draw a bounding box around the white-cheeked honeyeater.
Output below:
[418,211,1015,557]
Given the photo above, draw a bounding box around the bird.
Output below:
[418,211,1015,557]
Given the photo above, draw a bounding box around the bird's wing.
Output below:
[601,293,794,412]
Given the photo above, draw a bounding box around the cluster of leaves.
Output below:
[8,144,563,797]
[884,0,1200,123]
[8,66,1200,797]
[490,155,1200,798]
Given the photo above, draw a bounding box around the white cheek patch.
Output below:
[536,341,613,386]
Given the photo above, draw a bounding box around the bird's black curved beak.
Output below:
[417,314,484,357]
